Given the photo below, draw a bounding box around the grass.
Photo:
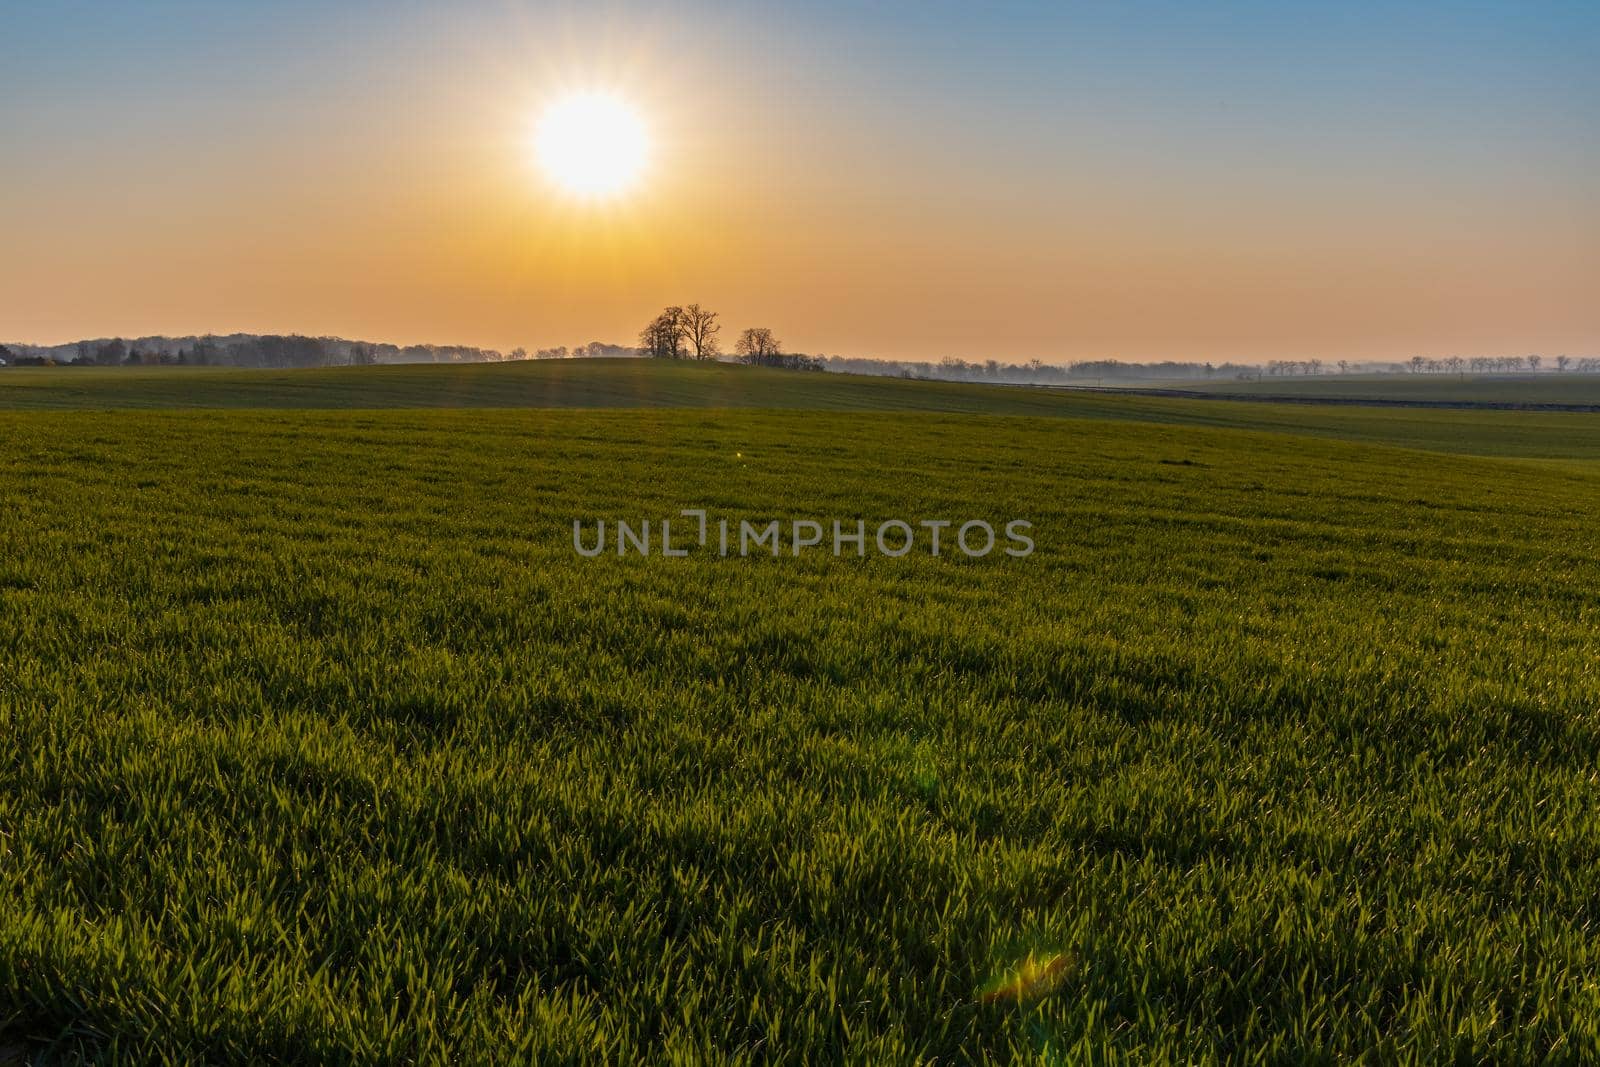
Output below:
[1118,372,1600,406]
[6,360,1600,460]
[2,365,1599,1062]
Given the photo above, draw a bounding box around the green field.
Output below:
[3,362,1600,1063]
[7,360,1600,460]
[1110,372,1600,407]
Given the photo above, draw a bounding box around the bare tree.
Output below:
[1556,355,1570,372]
[639,307,686,358]
[681,304,721,360]
[1528,354,1542,372]
[735,327,782,364]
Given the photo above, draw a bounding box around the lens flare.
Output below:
[976,950,1072,1004]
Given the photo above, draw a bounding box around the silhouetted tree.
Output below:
[95,339,128,366]
[639,307,686,358]
[682,304,721,360]
[735,327,782,364]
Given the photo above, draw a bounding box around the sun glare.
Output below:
[533,91,650,199]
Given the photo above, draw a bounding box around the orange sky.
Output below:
[2,1,1596,364]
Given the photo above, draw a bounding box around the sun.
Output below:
[533,91,650,199]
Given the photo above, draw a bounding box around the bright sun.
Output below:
[534,91,650,198]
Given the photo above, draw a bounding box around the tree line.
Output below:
[5,330,1595,380]
[638,306,824,370]
[1262,355,1597,376]
[0,334,507,369]
[817,356,1252,385]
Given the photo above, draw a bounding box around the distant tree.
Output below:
[1528,354,1542,372]
[681,304,721,360]
[639,307,686,358]
[508,347,528,361]
[1409,356,1425,374]
[1337,360,1349,375]
[735,327,783,364]
[1556,355,1570,372]
[571,341,637,359]
[94,338,128,366]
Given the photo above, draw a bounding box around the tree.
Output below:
[1528,354,1542,372]
[1409,356,1425,374]
[681,304,721,360]
[95,338,128,366]
[1556,355,1570,372]
[735,327,782,364]
[639,307,686,358]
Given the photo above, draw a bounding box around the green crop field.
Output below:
[1108,373,1600,407]
[7,360,1600,460]
[2,362,1599,1063]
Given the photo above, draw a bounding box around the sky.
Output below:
[2,0,1596,364]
